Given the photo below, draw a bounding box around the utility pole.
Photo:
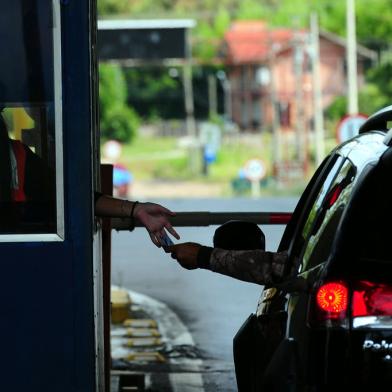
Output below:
[310,12,325,166]
[182,28,198,173]
[293,30,305,162]
[217,70,232,122]
[183,65,196,138]
[269,43,282,179]
[346,0,358,115]
[183,28,196,138]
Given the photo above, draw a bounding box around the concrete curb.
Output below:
[111,286,205,392]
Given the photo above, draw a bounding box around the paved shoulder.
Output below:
[111,286,205,392]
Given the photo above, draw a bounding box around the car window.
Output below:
[279,154,343,254]
[301,157,344,240]
[282,155,343,270]
[299,159,357,272]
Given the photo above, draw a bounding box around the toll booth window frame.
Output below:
[0,0,64,242]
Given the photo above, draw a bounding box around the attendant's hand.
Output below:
[165,242,201,270]
[134,202,180,247]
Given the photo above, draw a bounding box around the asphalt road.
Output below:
[111,197,298,391]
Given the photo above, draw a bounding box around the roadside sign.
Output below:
[103,140,122,162]
[243,159,266,181]
[336,114,368,143]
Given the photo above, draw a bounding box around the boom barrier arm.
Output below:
[111,211,292,231]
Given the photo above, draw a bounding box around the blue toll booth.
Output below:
[0,1,104,391]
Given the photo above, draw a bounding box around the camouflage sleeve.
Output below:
[208,248,288,285]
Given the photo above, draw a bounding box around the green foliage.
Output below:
[214,8,231,37]
[326,61,392,124]
[97,0,392,138]
[236,0,266,20]
[266,0,310,27]
[358,85,389,116]
[98,0,392,63]
[125,68,178,101]
[101,106,140,142]
[193,7,232,61]
[97,0,392,58]
[97,0,130,15]
[354,0,392,48]
[325,95,347,123]
[99,63,140,142]
[359,61,392,114]
[99,63,127,105]
[312,0,392,50]
[194,21,219,60]
[367,61,392,98]
[124,67,181,119]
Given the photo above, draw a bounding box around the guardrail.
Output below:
[112,211,292,230]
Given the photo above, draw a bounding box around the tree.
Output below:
[99,63,140,143]
[326,61,392,124]
[97,0,392,129]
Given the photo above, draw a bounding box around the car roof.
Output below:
[359,105,392,134]
[333,130,388,167]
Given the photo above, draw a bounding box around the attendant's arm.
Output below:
[95,194,180,247]
[203,247,287,285]
[167,243,287,285]
[94,193,134,217]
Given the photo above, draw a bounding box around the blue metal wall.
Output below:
[0,1,98,391]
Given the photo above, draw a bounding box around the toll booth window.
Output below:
[0,1,63,240]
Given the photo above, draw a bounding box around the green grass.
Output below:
[116,133,271,181]
[118,135,188,180]
[103,131,339,196]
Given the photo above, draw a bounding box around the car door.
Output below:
[253,153,347,389]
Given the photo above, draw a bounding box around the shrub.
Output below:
[99,63,140,143]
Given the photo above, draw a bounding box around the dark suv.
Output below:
[234,105,392,391]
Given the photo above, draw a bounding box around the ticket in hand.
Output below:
[160,232,174,247]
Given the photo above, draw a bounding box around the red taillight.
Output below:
[308,280,392,328]
[307,281,349,328]
[316,282,348,317]
[352,281,392,317]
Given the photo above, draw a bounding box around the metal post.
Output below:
[208,74,218,118]
[310,13,325,166]
[183,62,196,138]
[216,70,232,122]
[100,164,113,392]
[346,0,359,115]
[293,32,306,162]
[225,79,232,122]
[182,28,198,173]
[269,44,282,177]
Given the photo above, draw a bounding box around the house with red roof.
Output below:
[222,21,376,132]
